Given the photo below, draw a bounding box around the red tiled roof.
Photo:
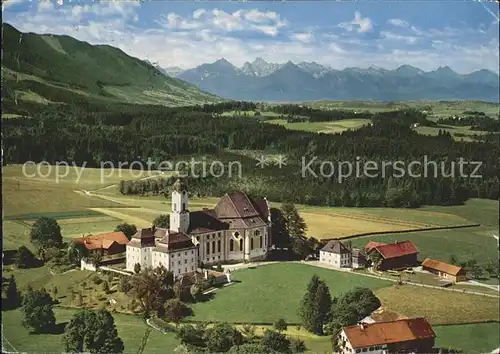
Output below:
[372,241,419,259]
[343,318,435,349]
[365,241,387,252]
[73,232,128,250]
[422,258,465,276]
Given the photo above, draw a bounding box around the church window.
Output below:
[174,203,177,211]
[250,238,254,250]
[182,202,186,211]
[207,242,210,254]
[230,239,234,251]
[178,260,181,265]
[255,230,260,236]
[260,236,263,248]
[217,240,221,253]
[234,231,240,237]
[212,241,216,253]
[196,236,200,242]
[239,239,243,251]
[184,259,187,264]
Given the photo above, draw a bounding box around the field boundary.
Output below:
[322,223,481,242]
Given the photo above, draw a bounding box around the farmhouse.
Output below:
[126,179,272,275]
[320,240,352,268]
[365,240,419,271]
[422,258,467,283]
[338,318,436,354]
[73,231,129,256]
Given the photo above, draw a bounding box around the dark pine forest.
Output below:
[2,98,499,208]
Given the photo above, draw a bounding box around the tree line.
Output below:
[3,102,498,207]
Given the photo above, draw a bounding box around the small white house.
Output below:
[319,240,352,268]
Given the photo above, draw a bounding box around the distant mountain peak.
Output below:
[253,57,268,65]
[214,58,233,66]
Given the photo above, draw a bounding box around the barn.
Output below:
[422,258,467,283]
[365,240,419,271]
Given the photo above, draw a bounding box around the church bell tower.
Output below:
[170,178,190,233]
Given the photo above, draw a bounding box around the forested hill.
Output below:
[1,23,220,108]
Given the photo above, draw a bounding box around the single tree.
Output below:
[30,217,63,249]
[89,251,103,267]
[176,323,207,350]
[114,223,137,240]
[5,275,21,308]
[164,298,191,326]
[260,329,291,353]
[281,203,308,239]
[274,318,288,332]
[205,322,244,353]
[67,242,88,265]
[134,263,142,274]
[21,288,56,333]
[102,281,110,294]
[298,275,331,334]
[270,207,290,249]
[130,266,174,317]
[63,309,124,353]
[153,214,170,229]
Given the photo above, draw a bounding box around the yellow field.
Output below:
[375,285,500,325]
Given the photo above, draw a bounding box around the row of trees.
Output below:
[437,115,500,132]
[4,103,498,206]
[297,275,382,351]
[175,321,306,353]
[8,283,125,353]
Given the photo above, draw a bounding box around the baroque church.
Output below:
[126,179,272,275]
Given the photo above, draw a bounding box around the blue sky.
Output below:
[3,0,499,73]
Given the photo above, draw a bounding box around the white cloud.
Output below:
[292,32,314,43]
[381,31,418,44]
[339,11,374,33]
[3,4,498,74]
[156,13,202,30]
[192,9,206,20]
[387,18,409,28]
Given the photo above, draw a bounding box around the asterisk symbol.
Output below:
[274,155,288,168]
[256,155,269,169]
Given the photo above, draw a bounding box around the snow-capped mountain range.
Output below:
[157,57,499,102]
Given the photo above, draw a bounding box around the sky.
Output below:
[3,0,499,74]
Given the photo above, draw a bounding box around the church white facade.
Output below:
[126,179,272,276]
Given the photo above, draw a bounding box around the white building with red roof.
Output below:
[126,179,272,275]
[339,318,436,354]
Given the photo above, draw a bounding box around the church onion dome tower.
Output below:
[173,178,188,193]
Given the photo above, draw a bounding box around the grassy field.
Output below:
[1,308,180,353]
[265,118,370,134]
[304,100,500,118]
[420,198,499,227]
[86,185,477,240]
[375,285,500,325]
[415,125,491,141]
[350,226,498,263]
[433,322,500,353]
[190,263,392,323]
